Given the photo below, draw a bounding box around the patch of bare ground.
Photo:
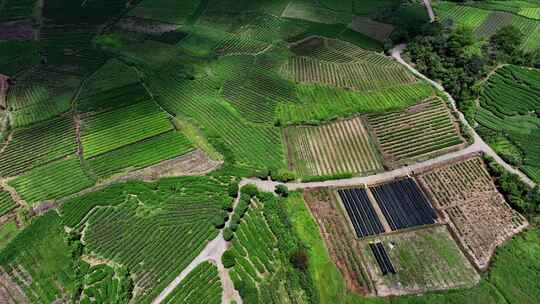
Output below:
[0,268,28,304]
[303,188,374,295]
[115,16,180,34]
[418,157,528,270]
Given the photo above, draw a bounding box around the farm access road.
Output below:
[423,0,436,23]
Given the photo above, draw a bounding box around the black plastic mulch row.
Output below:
[338,188,385,238]
[369,242,396,276]
[371,178,436,231]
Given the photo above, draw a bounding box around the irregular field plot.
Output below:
[286,116,383,177]
[128,0,201,24]
[474,11,514,37]
[418,157,528,269]
[367,98,465,166]
[337,187,386,237]
[60,177,227,302]
[81,100,173,159]
[88,131,195,179]
[361,225,480,296]
[370,178,437,231]
[433,2,490,29]
[163,261,221,304]
[0,116,77,177]
[9,157,95,204]
[303,188,371,293]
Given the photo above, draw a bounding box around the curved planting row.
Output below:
[163,261,222,304]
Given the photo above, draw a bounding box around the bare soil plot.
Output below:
[303,188,373,294]
[367,98,465,168]
[286,116,383,177]
[360,225,480,296]
[418,157,528,270]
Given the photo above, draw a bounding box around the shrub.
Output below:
[271,169,296,182]
[275,185,289,197]
[241,184,259,197]
[228,182,239,198]
[221,200,233,212]
[223,228,234,241]
[290,249,309,271]
[229,221,239,232]
[213,215,226,229]
[222,250,236,268]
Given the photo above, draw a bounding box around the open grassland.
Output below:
[0,116,77,177]
[367,98,465,167]
[9,157,96,204]
[81,100,173,159]
[418,157,528,269]
[0,212,76,303]
[162,261,222,304]
[88,131,195,179]
[286,116,383,177]
[476,65,540,183]
[361,225,480,296]
[0,190,17,217]
[60,176,228,303]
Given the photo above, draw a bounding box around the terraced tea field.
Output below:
[367,98,465,167]
[0,190,17,217]
[162,262,222,304]
[418,157,528,269]
[286,116,383,177]
[476,65,540,183]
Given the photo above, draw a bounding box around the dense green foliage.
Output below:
[162,261,222,304]
[0,190,17,217]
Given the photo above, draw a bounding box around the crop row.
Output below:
[276,82,435,125]
[9,157,96,205]
[0,116,77,177]
[150,71,284,169]
[0,213,75,303]
[418,157,528,268]
[281,56,417,91]
[368,98,464,164]
[81,100,173,159]
[0,190,17,217]
[78,178,226,302]
[370,178,437,231]
[163,261,222,304]
[287,116,383,176]
[338,188,385,237]
[88,131,195,179]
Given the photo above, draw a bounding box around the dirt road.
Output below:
[423,0,436,22]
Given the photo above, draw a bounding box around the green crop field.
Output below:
[367,98,465,166]
[81,100,174,159]
[162,261,222,304]
[477,65,540,183]
[9,157,96,204]
[1,0,539,303]
[286,116,383,177]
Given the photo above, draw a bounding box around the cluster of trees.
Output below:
[485,156,540,222]
[407,21,539,122]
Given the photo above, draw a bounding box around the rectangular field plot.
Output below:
[418,157,528,269]
[361,225,480,296]
[81,100,173,159]
[367,98,465,166]
[337,188,386,237]
[286,117,383,177]
[370,178,437,231]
